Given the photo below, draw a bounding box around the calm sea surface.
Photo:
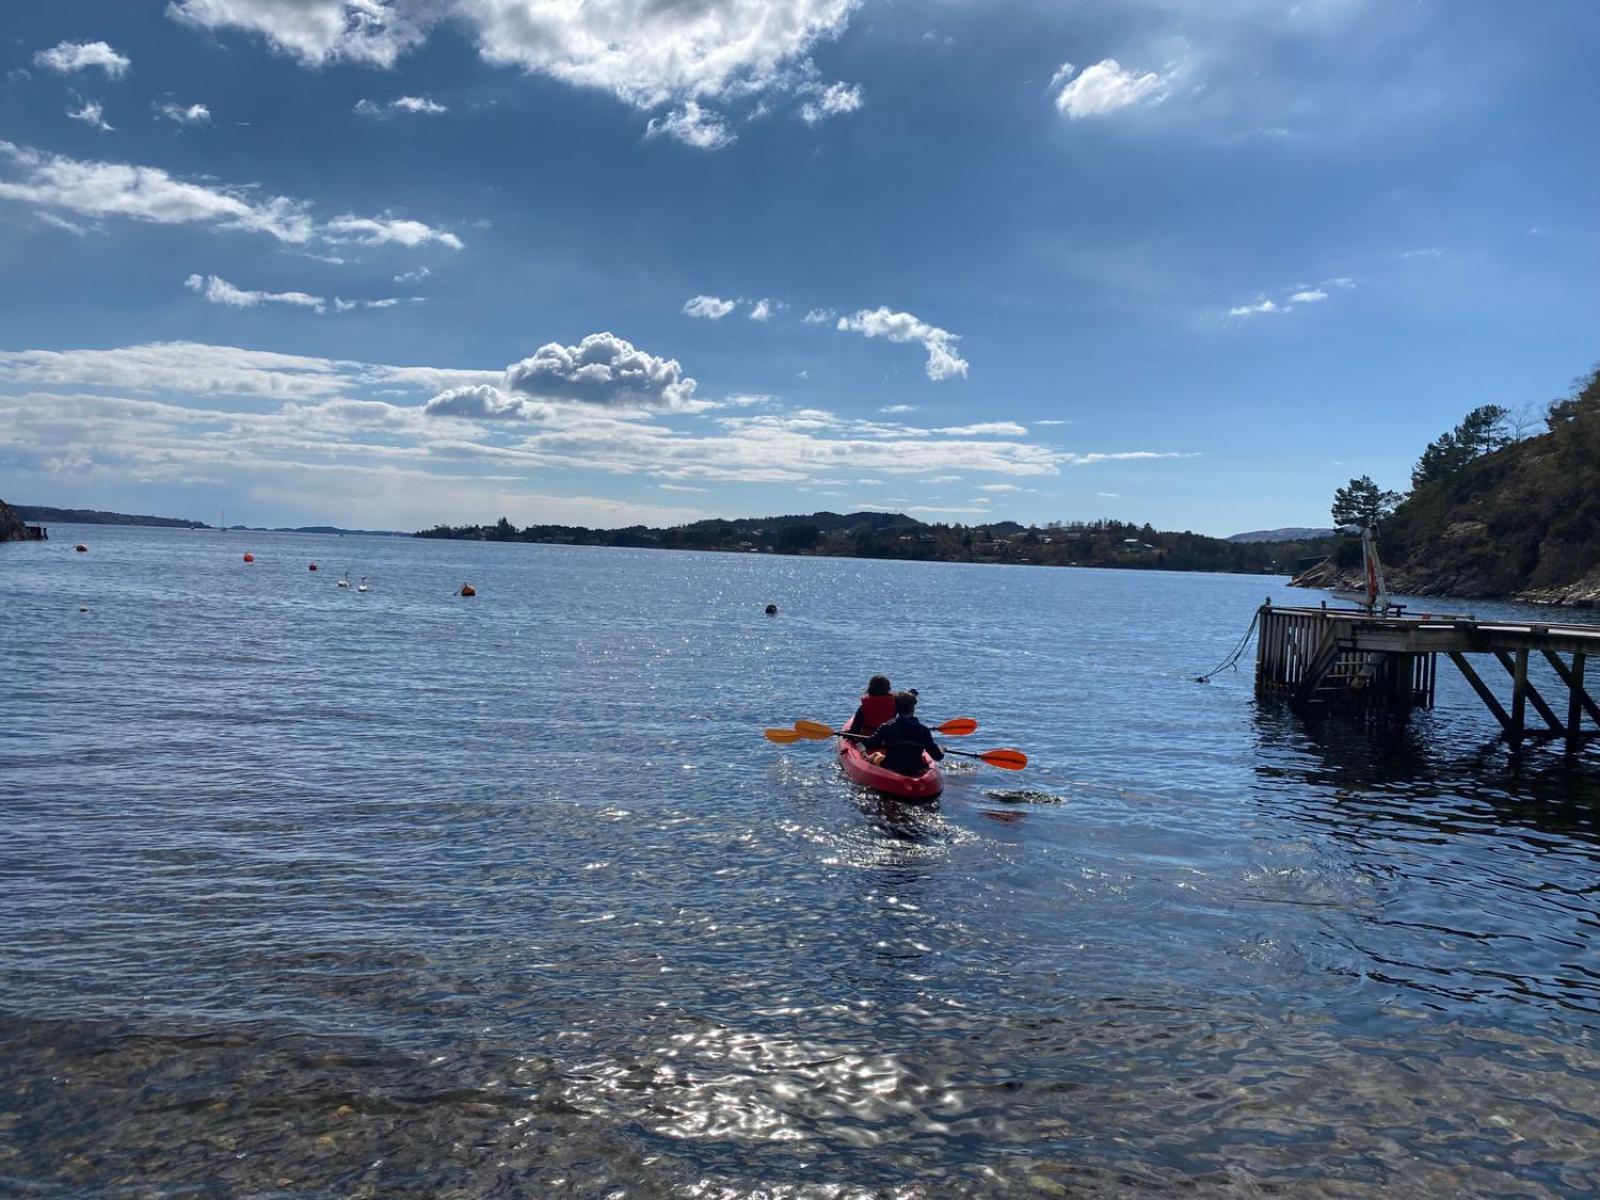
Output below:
[3,526,1598,1198]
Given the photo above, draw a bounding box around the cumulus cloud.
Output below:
[185,273,326,313]
[748,298,781,321]
[34,40,130,78]
[502,332,699,410]
[355,95,447,117]
[424,383,551,421]
[0,141,458,250]
[646,101,734,150]
[155,101,212,125]
[1052,59,1167,119]
[683,294,736,320]
[799,81,862,124]
[67,99,114,132]
[837,307,969,381]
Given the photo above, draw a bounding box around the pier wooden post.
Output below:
[1543,649,1600,727]
[1510,649,1529,749]
[1494,650,1565,736]
[1570,652,1588,757]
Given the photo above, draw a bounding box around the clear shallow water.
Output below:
[3,526,1598,1198]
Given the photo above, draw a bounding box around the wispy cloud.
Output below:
[683,294,736,320]
[154,101,211,125]
[0,142,461,250]
[66,98,114,132]
[799,81,863,125]
[185,273,325,313]
[646,101,734,150]
[354,95,448,118]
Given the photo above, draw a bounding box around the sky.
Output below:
[2,0,1598,536]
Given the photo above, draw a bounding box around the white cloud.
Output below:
[34,40,130,78]
[658,483,708,492]
[645,101,734,150]
[37,211,91,236]
[502,332,699,410]
[1065,451,1196,466]
[837,307,969,381]
[155,101,212,125]
[355,95,448,117]
[168,1,861,139]
[683,294,736,320]
[748,297,781,321]
[0,141,458,250]
[979,483,1022,492]
[185,273,326,313]
[394,266,431,283]
[1289,289,1327,304]
[803,307,834,323]
[334,296,422,311]
[799,81,862,125]
[1228,299,1280,317]
[322,214,462,249]
[935,422,1027,436]
[1401,248,1442,259]
[67,99,114,132]
[167,0,426,68]
[879,403,914,414]
[1097,491,1120,498]
[1035,418,1069,426]
[1052,59,1167,119]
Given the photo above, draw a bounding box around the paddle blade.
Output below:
[792,720,837,740]
[978,748,1028,770]
[764,728,804,744]
[936,717,978,736]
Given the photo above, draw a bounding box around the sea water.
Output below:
[2,526,1598,1197]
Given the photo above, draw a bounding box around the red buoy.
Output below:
[243,552,254,563]
[309,563,318,571]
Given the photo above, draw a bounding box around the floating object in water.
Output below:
[459,583,476,597]
[79,606,89,613]
[309,563,318,572]
[337,572,350,588]
[765,603,778,615]
[838,733,943,802]
[243,552,254,563]
[357,576,370,592]
[75,543,88,553]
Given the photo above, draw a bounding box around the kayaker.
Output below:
[845,675,897,736]
[862,691,945,777]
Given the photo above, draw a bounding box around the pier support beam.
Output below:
[1542,649,1600,728]
[1510,649,1529,749]
[1449,652,1513,736]
[1567,652,1587,757]
[1494,651,1565,736]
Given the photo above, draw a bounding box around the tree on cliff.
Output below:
[1331,476,1401,531]
[1410,404,1510,489]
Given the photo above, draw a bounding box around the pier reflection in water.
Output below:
[2,526,1598,1197]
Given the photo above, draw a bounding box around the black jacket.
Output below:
[863,714,944,776]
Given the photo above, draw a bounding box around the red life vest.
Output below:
[857,693,897,734]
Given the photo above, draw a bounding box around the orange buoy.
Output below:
[459,583,476,597]
[309,563,318,572]
[243,552,254,563]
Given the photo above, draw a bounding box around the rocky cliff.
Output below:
[0,499,29,543]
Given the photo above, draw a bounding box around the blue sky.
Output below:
[2,0,1598,535]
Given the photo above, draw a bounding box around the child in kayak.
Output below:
[862,691,945,777]
[845,675,897,736]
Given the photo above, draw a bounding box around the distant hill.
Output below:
[418,511,1341,575]
[1228,527,1336,544]
[13,505,205,529]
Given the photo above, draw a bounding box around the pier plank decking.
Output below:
[1255,602,1600,755]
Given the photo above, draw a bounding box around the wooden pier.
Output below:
[1256,602,1600,754]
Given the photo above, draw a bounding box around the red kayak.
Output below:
[837,733,944,802]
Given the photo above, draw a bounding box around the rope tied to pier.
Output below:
[1195,610,1261,684]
